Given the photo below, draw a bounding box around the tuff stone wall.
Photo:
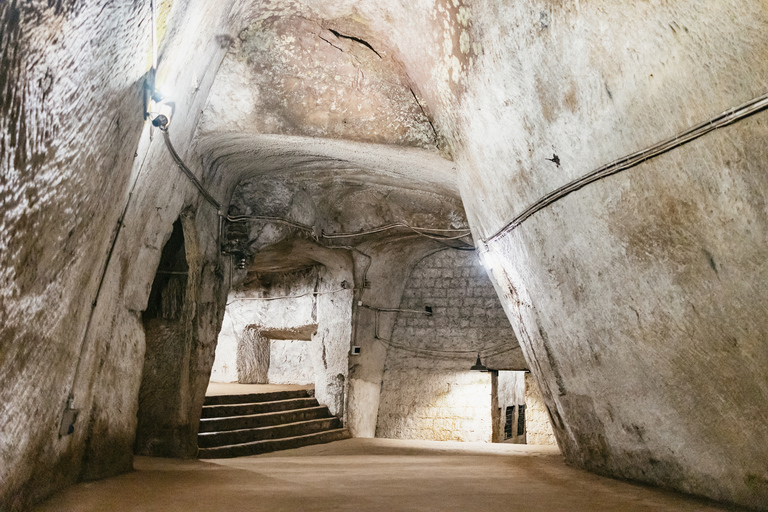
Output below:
[525,373,557,446]
[4,1,768,510]
[0,2,237,508]
[376,368,493,442]
[268,340,315,385]
[375,250,525,441]
[215,265,353,417]
[210,310,241,383]
[454,2,768,508]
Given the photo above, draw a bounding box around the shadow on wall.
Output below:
[135,218,197,458]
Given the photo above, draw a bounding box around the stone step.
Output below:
[203,389,311,406]
[198,428,351,459]
[201,397,319,418]
[198,406,332,433]
[198,417,342,448]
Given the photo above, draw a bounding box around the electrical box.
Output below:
[351,346,361,356]
[59,405,79,437]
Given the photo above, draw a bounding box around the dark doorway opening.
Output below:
[134,219,196,457]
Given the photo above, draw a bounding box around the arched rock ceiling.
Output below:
[200,14,438,150]
[193,0,472,214]
[200,134,461,200]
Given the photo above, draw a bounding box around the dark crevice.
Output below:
[328,29,382,59]
[319,35,343,53]
[409,87,439,148]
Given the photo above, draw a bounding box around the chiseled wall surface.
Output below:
[525,373,557,446]
[389,250,520,360]
[268,340,316,385]
[211,269,319,385]
[375,249,524,442]
[0,2,236,508]
[456,3,768,509]
[212,266,351,416]
[210,309,239,383]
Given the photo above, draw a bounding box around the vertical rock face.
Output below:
[523,373,556,447]
[452,2,768,509]
[0,1,236,508]
[0,2,154,507]
[236,327,271,384]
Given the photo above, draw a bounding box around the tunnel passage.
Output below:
[135,217,198,458]
[212,265,330,390]
[3,1,768,510]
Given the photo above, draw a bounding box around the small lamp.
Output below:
[470,353,488,372]
[148,90,174,129]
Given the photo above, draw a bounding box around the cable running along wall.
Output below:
[483,91,768,246]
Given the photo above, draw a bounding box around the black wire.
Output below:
[162,127,221,211]
[485,91,768,244]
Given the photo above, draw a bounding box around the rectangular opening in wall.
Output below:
[517,404,526,436]
[504,406,515,439]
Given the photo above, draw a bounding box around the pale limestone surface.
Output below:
[209,309,239,382]
[497,370,526,443]
[525,372,557,446]
[267,340,316,385]
[377,369,493,442]
[375,249,527,442]
[219,266,352,417]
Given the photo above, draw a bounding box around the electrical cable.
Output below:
[227,214,314,232]
[323,222,471,239]
[161,127,222,211]
[362,304,432,315]
[228,214,473,244]
[484,91,768,245]
[65,116,157,410]
[374,336,521,360]
[150,0,157,70]
[226,287,354,305]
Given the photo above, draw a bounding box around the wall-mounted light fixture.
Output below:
[478,244,496,271]
[146,89,175,129]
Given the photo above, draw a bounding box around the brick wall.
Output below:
[391,250,516,350]
[376,249,522,442]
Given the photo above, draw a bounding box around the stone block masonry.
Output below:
[376,369,493,442]
[376,249,524,441]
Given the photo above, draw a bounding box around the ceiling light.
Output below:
[470,353,488,372]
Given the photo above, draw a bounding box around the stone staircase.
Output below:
[198,389,350,458]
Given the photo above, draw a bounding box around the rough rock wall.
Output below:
[524,373,556,447]
[210,308,239,382]
[497,371,525,443]
[452,2,768,509]
[388,249,525,369]
[134,215,204,458]
[3,1,767,510]
[222,264,353,417]
[236,326,270,384]
[0,1,236,508]
[376,366,493,442]
[268,340,315,385]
